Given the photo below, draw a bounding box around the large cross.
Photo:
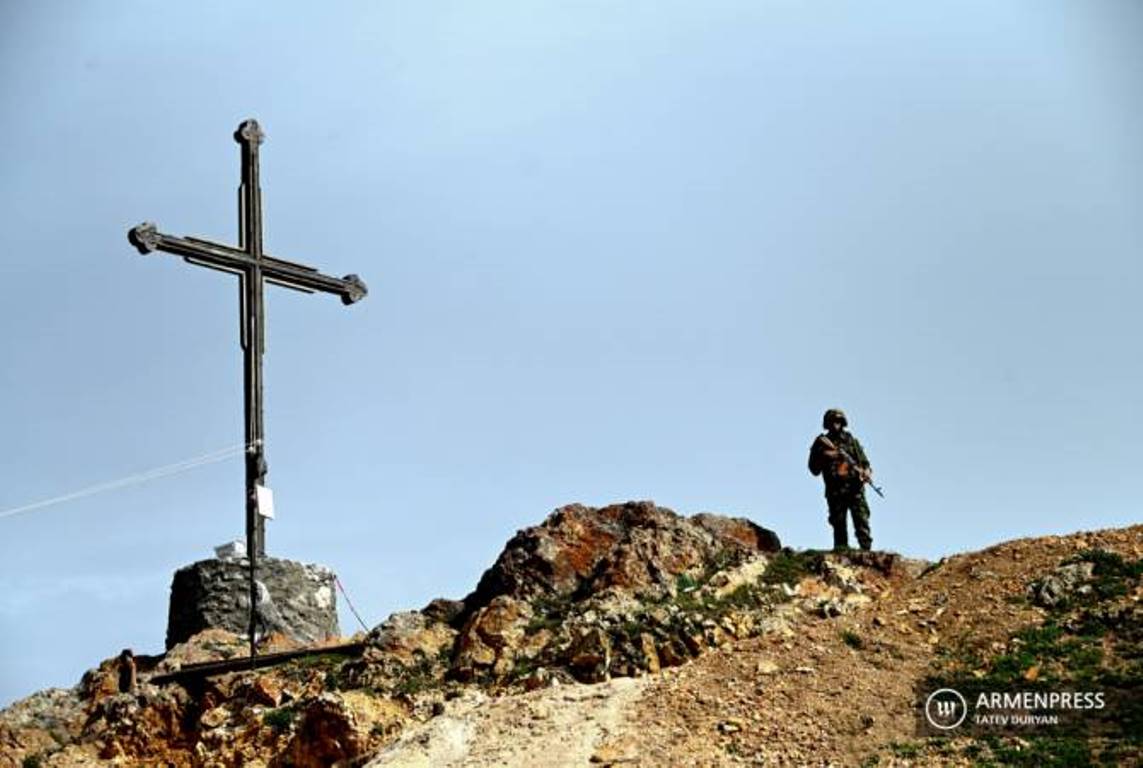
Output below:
[127,119,366,651]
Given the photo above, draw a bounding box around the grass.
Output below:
[974,735,1097,767]
[283,653,345,682]
[888,741,920,758]
[759,549,824,587]
[263,705,296,733]
[393,651,442,696]
[526,592,574,634]
[841,628,864,650]
[925,549,1143,764]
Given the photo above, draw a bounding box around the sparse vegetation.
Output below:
[393,652,441,696]
[926,549,1143,764]
[527,592,574,633]
[1062,549,1143,604]
[263,706,296,733]
[840,629,864,650]
[675,572,700,593]
[759,549,824,587]
[888,740,920,758]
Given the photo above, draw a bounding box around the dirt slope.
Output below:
[604,524,1142,766]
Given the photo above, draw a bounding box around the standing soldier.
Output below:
[808,408,874,551]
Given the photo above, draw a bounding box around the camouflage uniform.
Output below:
[808,409,873,550]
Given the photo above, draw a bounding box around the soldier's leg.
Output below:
[827,494,849,549]
[850,492,873,551]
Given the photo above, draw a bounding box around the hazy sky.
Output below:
[1,1,1140,706]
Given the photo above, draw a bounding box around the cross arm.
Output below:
[128,222,367,305]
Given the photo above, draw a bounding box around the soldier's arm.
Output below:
[808,437,825,476]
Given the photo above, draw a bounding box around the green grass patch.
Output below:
[759,549,824,586]
[841,629,864,650]
[263,705,296,732]
[888,741,920,758]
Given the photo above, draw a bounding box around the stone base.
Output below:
[166,557,340,649]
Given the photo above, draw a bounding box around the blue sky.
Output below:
[1,1,1140,706]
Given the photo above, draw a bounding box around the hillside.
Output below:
[2,501,1139,767]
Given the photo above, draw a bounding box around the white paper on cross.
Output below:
[256,484,275,519]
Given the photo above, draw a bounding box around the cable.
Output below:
[0,441,257,521]
[334,575,371,634]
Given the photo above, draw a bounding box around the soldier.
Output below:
[808,408,874,551]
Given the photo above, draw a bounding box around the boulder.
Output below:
[367,612,456,667]
[452,596,533,680]
[461,501,780,618]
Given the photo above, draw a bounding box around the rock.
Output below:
[568,627,613,683]
[755,659,779,675]
[460,501,781,619]
[452,596,533,679]
[284,693,369,768]
[718,718,744,733]
[658,640,687,668]
[421,598,466,626]
[590,742,639,763]
[166,557,339,649]
[199,706,229,729]
[155,629,249,675]
[368,611,457,666]
[692,514,781,552]
[238,676,283,708]
[521,668,553,691]
[1029,561,1096,607]
[638,633,661,674]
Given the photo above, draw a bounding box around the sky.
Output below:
[1,1,1140,707]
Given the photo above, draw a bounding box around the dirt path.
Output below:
[368,676,646,767]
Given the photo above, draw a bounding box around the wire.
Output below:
[334,575,371,634]
[0,441,257,521]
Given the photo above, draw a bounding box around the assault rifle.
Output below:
[820,436,885,498]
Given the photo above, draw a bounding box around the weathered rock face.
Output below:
[166,557,339,649]
[461,501,781,619]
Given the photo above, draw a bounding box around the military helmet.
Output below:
[822,408,848,429]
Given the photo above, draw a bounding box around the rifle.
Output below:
[820,436,885,498]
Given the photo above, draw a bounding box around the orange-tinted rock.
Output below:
[452,596,533,679]
[461,501,781,620]
[285,694,368,768]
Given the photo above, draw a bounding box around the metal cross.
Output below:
[128,119,366,654]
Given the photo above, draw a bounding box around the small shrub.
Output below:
[675,573,700,593]
[888,741,920,758]
[263,706,296,732]
[841,629,864,650]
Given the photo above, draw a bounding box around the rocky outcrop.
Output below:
[441,501,784,683]
[166,557,339,649]
[460,501,781,620]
